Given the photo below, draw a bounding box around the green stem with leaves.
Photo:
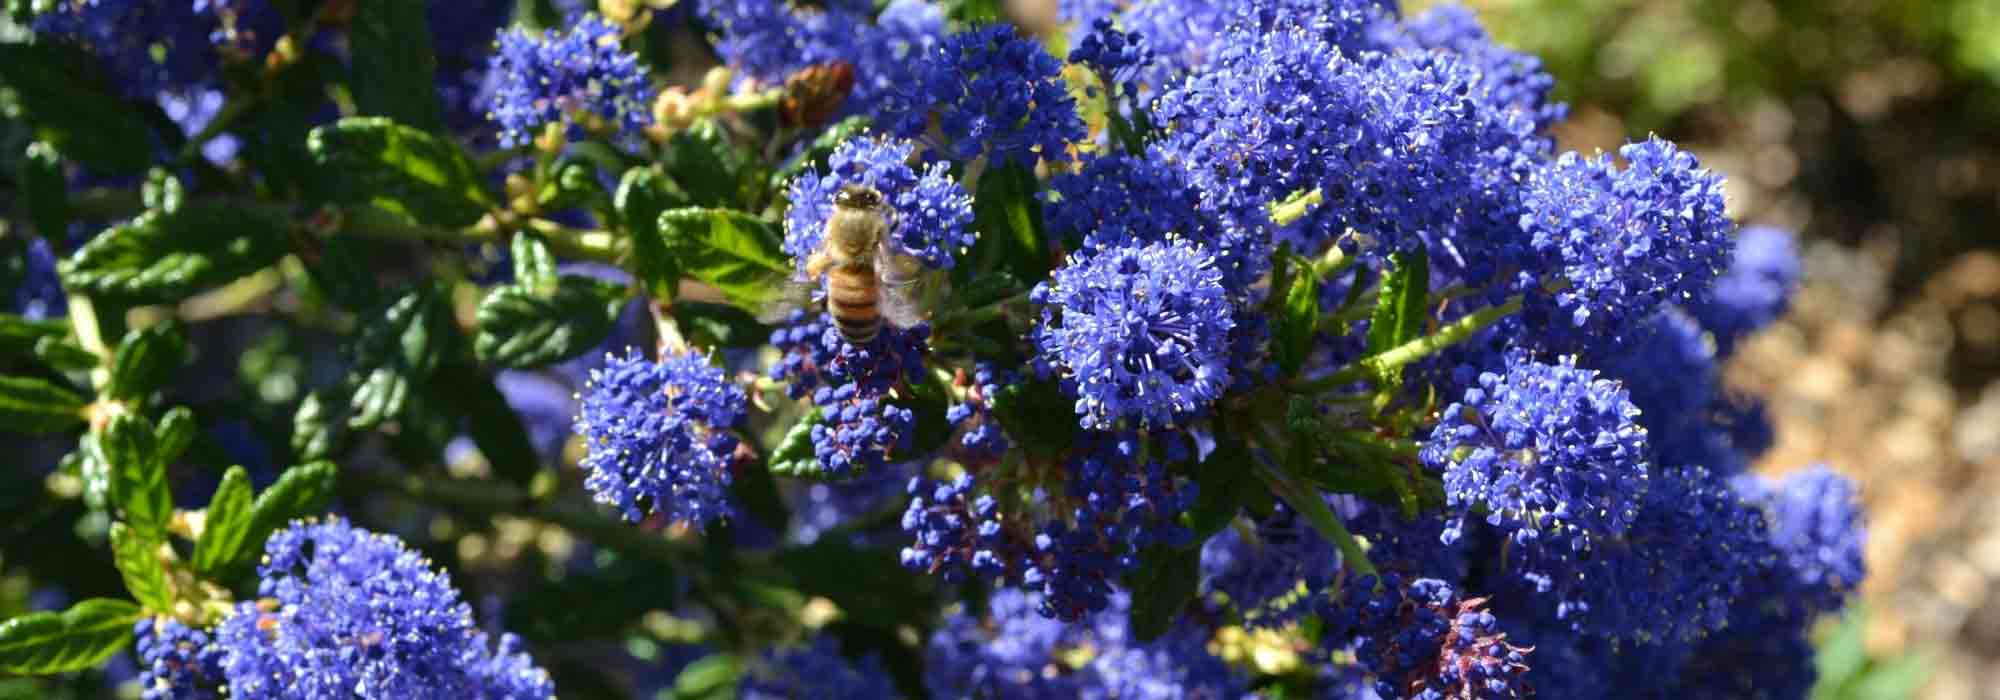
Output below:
[1290,294,1524,395]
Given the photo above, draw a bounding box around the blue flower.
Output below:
[1153,23,1538,260]
[1320,575,1534,700]
[1515,139,1735,350]
[486,16,656,148]
[1070,18,1154,95]
[1596,310,1753,475]
[1421,353,1650,554]
[1035,239,1235,429]
[1026,431,1195,620]
[701,0,944,119]
[884,25,1085,167]
[742,636,901,699]
[812,383,916,477]
[1691,225,1801,357]
[215,519,553,700]
[428,0,517,130]
[1198,501,1340,627]
[925,588,1245,699]
[1045,150,1263,290]
[574,347,747,528]
[33,0,271,97]
[1734,465,1867,620]
[8,238,66,320]
[949,363,1015,461]
[784,135,975,272]
[900,474,1009,583]
[1376,4,1568,135]
[135,618,225,700]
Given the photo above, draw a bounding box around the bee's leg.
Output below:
[805,250,834,279]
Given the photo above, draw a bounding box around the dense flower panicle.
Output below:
[885,25,1085,167]
[1035,240,1236,429]
[1154,27,1540,270]
[1070,18,1155,94]
[135,618,225,700]
[1505,466,1769,643]
[949,364,1015,460]
[1422,354,1651,553]
[1376,4,1568,135]
[742,636,902,699]
[1597,310,1753,474]
[784,136,976,272]
[701,0,872,84]
[32,0,248,97]
[926,589,1244,699]
[1045,150,1262,289]
[1199,503,1340,626]
[1343,501,1469,583]
[1321,576,1535,700]
[1024,432,1196,620]
[1515,139,1735,349]
[1692,225,1802,357]
[812,384,916,477]
[1735,465,1868,619]
[573,348,747,528]
[486,16,656,147]
[215,519,553,700]
[900,474,1009,582]
[429,0,516,129]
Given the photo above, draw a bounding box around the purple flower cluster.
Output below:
[1034,239,1235,429]
[783,136,976,272]
[214,519,553,700]
[884,25,1085,168]
[1692,225,1803,357]
[574,347,746,528]
[925,589,1246,699]
[701,0,945,117]
[486,16,656,148]
[899,474,1007,582]
[135,617,225,700]
[770,311,928,478]
[1320,575,1535,700]
[741,636,900,700]
[1198,501,1340,627]
[32,0,269,97]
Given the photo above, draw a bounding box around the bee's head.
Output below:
[834,184,884,210]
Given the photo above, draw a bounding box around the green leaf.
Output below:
[1124,545,1200,642]
[105,323,189,402]
[655,208,790,310]
[193,466,255,578]
[768,116,871,191]
[0,375,87,434]
[100,413,172,535]
[109,523,170,612]
[349,0,446,132]
[660,120,759,209]
[766,408,827,479]
[474,276,629,369]
[1272,256,1322,375]
[308,117,492,227]
[0,599,143,675]
[152,406,197,466]
[0,315,90,369]
[963,162,1050,282]
[59,201,294,305]
[989,377,1079,461]
[510,233,559,296]
[505,557,678,642]
[290,390,348,462]
[1364,248,1430,385]
[0,43,155,175]
[224,462,338,576]
[347,288,450,429]
[438,361,541,485]
[20,141,70,239]
[1183,439,1254,544]
[668,654,742,700]
[32,336,98,372]
[614,167,688,301]
[672,300,771,348]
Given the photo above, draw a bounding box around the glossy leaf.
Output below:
[105,322,189,402]
[59,202,293,305]
[474,276,629,369]
[222,462,339,577]
[1125,545,1200,643]
[1365,247,1430,383]
[347,288,449,428]
[152,406,197,466]
[668,654,742,700]
[192,466,255,577]
[964,162,1049,282]
[766,408,827,479]
[0,599,143,675]
[349,0,446,132]
[655,208,790,310]
[100,413,172,535]
[308,117,491,227]
[1272,256,1322,375]
[109,523,170,612]
[510,232,559,296]
[614,167,688,301]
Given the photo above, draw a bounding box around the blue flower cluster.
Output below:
[783,136,976,272]
[884,24,1085,167]
[1693,225,1803,357]
[32,0,264,98]
[214,519,553,699]
[1198,501,1339,627]
[135,617,225,700]
[574,347,746,528]
[925,588,1245,699]
[770,310,928,478]
[701,0,945,118]
[899,474,1006,582]
[1034,239,1235,429]
[741,636,901,699]
[486,16,656,148]
[947,364,1014,461]
[1321,574,1534,700]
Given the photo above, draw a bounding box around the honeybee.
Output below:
[779,184,927,344]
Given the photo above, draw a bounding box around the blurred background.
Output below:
[1429,0,2000,697]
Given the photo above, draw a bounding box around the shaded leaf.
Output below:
[474,276,629,369]
[614,167,688,301]
[672,300,770,348]
[20,141,69,239]
[1272,256,1321,375]
[437,361,541,485]
[0,599,143,675]
[660,120,759,209]
[506,557,677,642]
[962,162,1049,283]
[349,0,446,132]
[347,288,449,429]
[1125,545,1200,643]
[0,43,154,175]
[308,117,491,227]
[668,654,741,700]
[989,377,1078,461]
[290,389,347,462]
[58,201,293,305]
[0,375,87,434]
[105,323,189,402]
[774,539,935,627]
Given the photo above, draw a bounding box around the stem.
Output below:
[1269,188,1324,227]
[1291,295,1522,394]
[1251,454,1378,581]
[718,88,784,113]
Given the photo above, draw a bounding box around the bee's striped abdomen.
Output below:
[826,264,882,344]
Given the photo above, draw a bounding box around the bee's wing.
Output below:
[875,247,930,328]
[756,275,823,324]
